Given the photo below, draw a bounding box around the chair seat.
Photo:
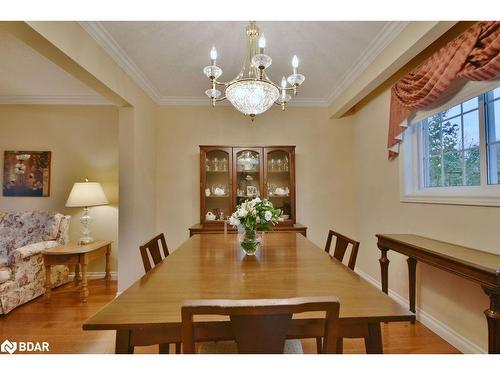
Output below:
[197,339,303,354]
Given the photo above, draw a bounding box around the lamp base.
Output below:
[78,236,93,245]
[79,207,94,246]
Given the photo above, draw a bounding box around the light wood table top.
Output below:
[42,240,113,255]
[377,234,500,276]
[84,233,412,331]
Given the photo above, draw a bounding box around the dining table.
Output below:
[83,232,414,354]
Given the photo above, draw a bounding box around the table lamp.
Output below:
[66,178,109,245]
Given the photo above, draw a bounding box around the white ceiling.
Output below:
[0,22,408,106]
[82,21,408,106]
[0,28,108,105]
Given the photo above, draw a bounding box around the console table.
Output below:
[376,234,500,354]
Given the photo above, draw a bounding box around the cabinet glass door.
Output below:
[265,148,294,223]
[233,148,263,208]
[202,148,231,223]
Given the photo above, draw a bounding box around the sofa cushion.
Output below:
[0,211,64,258]
[43,213,64,241]
[0,267,11,284]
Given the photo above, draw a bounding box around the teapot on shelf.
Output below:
[205,211,217,221]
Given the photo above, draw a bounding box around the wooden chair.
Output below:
[139,233,180,354]
[139,233,169,273]
[317,229,361,353]
[181,296,341,354]
[324,229,360,271]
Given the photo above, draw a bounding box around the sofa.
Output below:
[0,211,71,314]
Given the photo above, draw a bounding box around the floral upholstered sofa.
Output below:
[0,211,71,314]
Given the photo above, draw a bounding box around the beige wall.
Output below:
[0,105,119,273]
[352,88,499,352]
[18,22,159,291]
[156,106,356,254]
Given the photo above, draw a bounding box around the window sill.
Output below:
[400,193,500,207]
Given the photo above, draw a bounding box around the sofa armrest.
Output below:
[9,240,60,264]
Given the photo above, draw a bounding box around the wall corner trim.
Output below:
[356,268,486,354]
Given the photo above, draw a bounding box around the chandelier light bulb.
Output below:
[258,34,266,53]
[292,55,299,74]
[210,45,218,63]
[281,76,287,89]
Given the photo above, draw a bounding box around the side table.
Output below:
[42,240,112,303]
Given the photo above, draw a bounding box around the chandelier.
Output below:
[203,21,305,120]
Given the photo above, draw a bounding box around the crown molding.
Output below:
[325,21,409,106]
[80,21,407,108]
[0,95,111,105]
[79,21,162,103]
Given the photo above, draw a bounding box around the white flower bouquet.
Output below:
[229,197,282,254]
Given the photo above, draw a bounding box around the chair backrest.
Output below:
[139,233,169,273]
[324,230,360,270]
[181,296,340,354]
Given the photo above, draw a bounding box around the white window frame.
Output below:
[400,92,500,207]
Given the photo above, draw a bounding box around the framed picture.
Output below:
[2,151,51,197]
[246,185,258,197]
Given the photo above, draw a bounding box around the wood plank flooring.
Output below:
[0,279,460,354]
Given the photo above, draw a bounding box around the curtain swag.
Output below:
[388,21,500,160]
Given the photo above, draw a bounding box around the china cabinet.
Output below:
[190,145,306,237]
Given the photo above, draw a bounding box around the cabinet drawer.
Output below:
[44,254,80,265]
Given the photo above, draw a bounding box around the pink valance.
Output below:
[388,21,500,160]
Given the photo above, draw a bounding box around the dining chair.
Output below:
[317,229,361,353]
[139,233,180,354]
[139,233,170,273]
[324,229,360,271]
[181,296,341,354]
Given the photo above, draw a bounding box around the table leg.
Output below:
[105,244,112,281]
[377,245,390,294]
[44,263,52,303]
[364,322,383,354]
[336,337,343,354]
[315,337,322,353]
[115,330,134,354]
[74,263,81,286]
[482,285,500,354]
[80,254,89,303]
[407,257,417,320]
[159,343,170,354]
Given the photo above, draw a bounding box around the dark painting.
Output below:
[3,151,51,197]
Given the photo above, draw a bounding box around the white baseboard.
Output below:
[356,268,486,354]
[69,272,118,281]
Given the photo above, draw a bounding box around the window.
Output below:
[400,85,500,207]
[421,97,480,187]
[486,87,500,185]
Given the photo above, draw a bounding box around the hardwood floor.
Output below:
[0,279,460,354]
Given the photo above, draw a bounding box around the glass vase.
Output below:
[239,229,262,256]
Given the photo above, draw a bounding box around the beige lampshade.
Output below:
[65,181,109,208]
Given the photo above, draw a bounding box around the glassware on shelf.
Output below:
[237,151,259,172]
[276,158,283,171]
[284,155,289,171]
[269,158,275,172]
